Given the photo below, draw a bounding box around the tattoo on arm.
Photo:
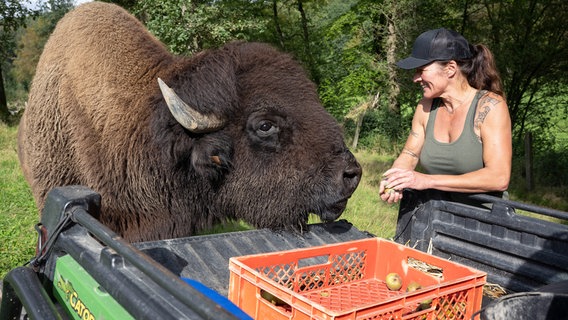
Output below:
[409,130,419,138]
[474,96,500,141]
[402,148,419,159]
[475,106,491,128]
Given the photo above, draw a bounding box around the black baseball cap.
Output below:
[396,28,472,70]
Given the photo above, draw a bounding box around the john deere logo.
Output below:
[57,275,96,320]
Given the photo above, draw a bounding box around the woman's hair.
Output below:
[457,44,504,97]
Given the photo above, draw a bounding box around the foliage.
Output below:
[532,149,568,187]
[314,0,406,152]
[11,17,51,92]
[0,1,33,59]
[2,0,73,123]
[352,107,407,151]
[317,2,383,119]
[0,0,36,122]
[134,0,271,55]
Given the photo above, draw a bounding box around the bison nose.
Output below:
[343,151,362,194]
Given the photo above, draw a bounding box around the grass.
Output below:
[332,150,400,237]
[0,123,37,278]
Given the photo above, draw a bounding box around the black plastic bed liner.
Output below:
[135,219,373,296]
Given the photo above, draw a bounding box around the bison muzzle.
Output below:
[18,2,362,242]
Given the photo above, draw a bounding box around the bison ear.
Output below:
[191,133,233,183]
[158,78,226,133]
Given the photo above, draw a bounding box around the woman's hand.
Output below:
[379,177,403,203]
[379,168,429,203]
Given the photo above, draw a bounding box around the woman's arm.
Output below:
[379,100,429,202]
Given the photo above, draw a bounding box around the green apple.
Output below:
[385,272,402,291]
[406,281,422,292]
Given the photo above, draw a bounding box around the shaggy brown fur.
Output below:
[18,2,361,242]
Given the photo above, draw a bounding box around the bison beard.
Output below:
[17,2,362,242]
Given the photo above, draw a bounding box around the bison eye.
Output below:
[259,122,272,131]
[257,121,279,137]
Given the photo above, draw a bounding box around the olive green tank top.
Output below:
[419,90,485,175]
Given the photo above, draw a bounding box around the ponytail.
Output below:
[458,44,504,97]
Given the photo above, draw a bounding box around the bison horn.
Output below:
[157,78,225,133]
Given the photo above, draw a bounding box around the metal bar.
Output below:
[469,194,568,220]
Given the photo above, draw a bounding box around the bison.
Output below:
[18,2,362,242]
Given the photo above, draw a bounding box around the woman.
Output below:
[380,28,512,204]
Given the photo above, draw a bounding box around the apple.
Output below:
[418,298,433,310]
[406,281,422,292]
[385,272,402,291]
[382,187,396,195]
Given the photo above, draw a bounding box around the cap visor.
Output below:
[396,57,432,70]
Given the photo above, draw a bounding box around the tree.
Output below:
[0,0,34,123]
[315,0,419,150]
[347,91,379,150]
[316,1,382,119]
[475,0,568,149]
[2,0,73,123]
[134,0,270,55]
[295,0,320,83]
[271,0,286,49]
[11,15,53,92]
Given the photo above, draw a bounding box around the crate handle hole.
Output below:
[297,254,330,268]
[408,257,444,278]
[259,290,292,313]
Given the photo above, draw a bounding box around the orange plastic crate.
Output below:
[228,238,486,320]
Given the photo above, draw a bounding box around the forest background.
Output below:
[0,0,567,277]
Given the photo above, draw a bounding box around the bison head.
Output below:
[152,41,361,233]
[153,42,361,234]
